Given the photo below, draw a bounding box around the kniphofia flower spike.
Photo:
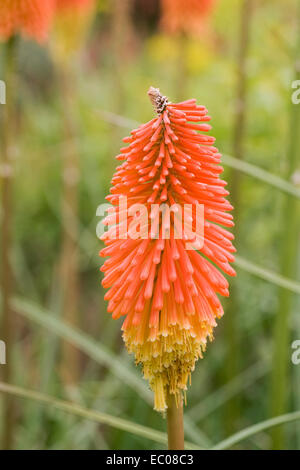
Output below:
[100,88,236,411]
[0,0,54,42]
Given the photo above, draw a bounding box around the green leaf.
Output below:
[187,359,269,422]
[234,255,300,295]
[12,297,152,403]
[212,410,300,450]
[0,382,200,449]
[12,296,211,447]
[222,153,300,200]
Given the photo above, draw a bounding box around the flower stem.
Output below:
[58,65,80,385]
[0,35,17,450]
[166,391,185,450]
[176,32,188,102]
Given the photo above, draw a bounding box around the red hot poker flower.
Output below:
[100,88,236,411]
[0,0,55,42]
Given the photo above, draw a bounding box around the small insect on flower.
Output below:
[0,0,55,42]
[100,88,236,412]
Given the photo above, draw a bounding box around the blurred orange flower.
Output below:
[0,0,54,42]
[161,0,216,36]
[100,88,235,411]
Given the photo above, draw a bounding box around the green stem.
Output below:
[176,32,188,102]
[166,392,185,450]
[109,0,133,179]
[225,0,253,435]
[0,35,17,450]
[111,0,133,113]
[270,2,300,450]
[58,65,80,385]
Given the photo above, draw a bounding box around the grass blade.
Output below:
[0,382,163,447]
[0,382,200,449]
[12,296,152,403]
[222,153,300,200]
[212,410,300,450]
[187,359,269,422]
[235,255,300,295]
[12,296,211,447]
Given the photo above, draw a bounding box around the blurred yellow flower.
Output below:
[147,34,179,63]
[51,0,96,64]
[147,34,213,74]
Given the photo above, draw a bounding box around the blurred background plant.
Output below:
[0,0,299,450]
[0,0,55,449]
[51,0,97,389]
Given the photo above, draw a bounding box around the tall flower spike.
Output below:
[0,0,54,42]
[100,88,236,412]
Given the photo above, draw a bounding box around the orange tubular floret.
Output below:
[100,88,236,411]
